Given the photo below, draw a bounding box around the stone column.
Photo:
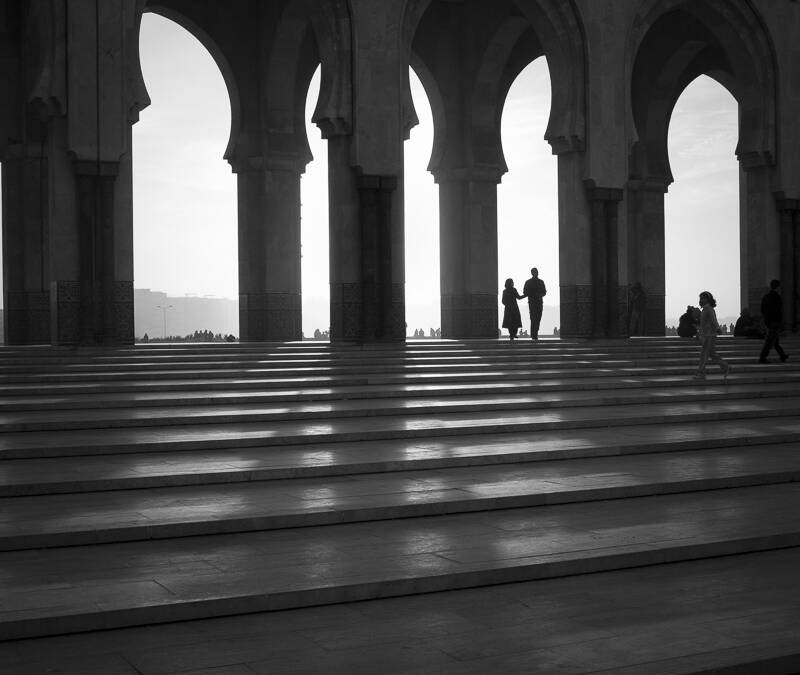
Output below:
[328,135,362,341]
[236,161,303,342]
[327,137,405,343]
[776,195,800,332]
[626,179,668,337]
[741,163,780,312]
[1,143,50,344]
[65,160,122,345]
[436,168,500,339]
[585,182,624,338]
[359,174,404,341]
[557,150,592,338]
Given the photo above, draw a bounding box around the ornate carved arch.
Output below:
[628,0,777,182]
[406,0,585,178]
[142,3,242,166]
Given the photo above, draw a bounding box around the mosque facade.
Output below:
[1,0,798,344]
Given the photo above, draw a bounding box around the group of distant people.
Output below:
[501,267,547,341]
[140,330,236,343]
[412,328,441,338]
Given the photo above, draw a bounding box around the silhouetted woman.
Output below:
[694,291,730,381]
[502,278,524,340]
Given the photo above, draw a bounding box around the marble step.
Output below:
[3,418,799,496]
[3,444,800,551]
[2,483,799,640]
[0,347,779,383]
[2,548,798,674]
[1,381,795,432]
[2,370,799,412]
[1,361,795,398]
[0,337,750,360]
[3,397,800,459]
[0,358,737,384]
[0,345,768,374]
[2,360,800,396]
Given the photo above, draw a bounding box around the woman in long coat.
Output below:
[502,278,524,340]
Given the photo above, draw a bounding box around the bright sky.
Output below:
[0,13,742,328]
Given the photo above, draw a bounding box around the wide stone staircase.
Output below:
[2,337,800,671]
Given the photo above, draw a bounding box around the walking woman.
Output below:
[501,278,524,340]
[694,291,731,381]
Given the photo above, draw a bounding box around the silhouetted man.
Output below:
[759,279,788,363]
[522,267,546,341]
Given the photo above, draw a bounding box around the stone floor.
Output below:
[1,338,799,673]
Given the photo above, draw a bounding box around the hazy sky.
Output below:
[1,13,741,328]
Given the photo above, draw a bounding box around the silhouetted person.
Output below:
[501,278,524,340]
[677,305,697,338]
[733,308,764,339]
[522,267,546,341]
[694,291,730,381]
[628,282,647,336]
[759,280,788,363]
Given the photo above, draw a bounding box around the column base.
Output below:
[643,293,665,337]
[4,291,50,344]
[330,283,406,343]
[441,294,497,339]
[239,293,302,342]
[559,285,593,338]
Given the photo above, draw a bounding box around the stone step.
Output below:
[0,343,784,382]
[0,358,742,383]
[1,381,795,432]
[3,397,799,459]
[2,548,798,674]
[2,483,799,640]
[1,361,795,397]
[3,419,798,496]
[3,371,799,412]
[3,444,800,551]
[0,344,770,374]
[0,363,800,400]
[0,337,753,360]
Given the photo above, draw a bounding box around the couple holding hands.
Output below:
[502,267,547,341]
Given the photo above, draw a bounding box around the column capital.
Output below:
[73,160,120,177]
[774,192,800,212]
[228,154,308,175]
[357,174,398,191]
[314,116,352,139]
[547,135,585,156]
[432,165,505,185]
[627,177,670,194]
[583,180,623,202]
[738,150,775,171]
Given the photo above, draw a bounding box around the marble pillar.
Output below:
[1,144,50,344]
[740,164,780,314]
[626,180,668,337]
[64,160,127,345]
[328,135,363,341]
[327,137,405,342]
[776,195,800,332]
[557,151,592,338]
[237,164,303,342]
[437,169,500,339]
[585,183,624,338]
